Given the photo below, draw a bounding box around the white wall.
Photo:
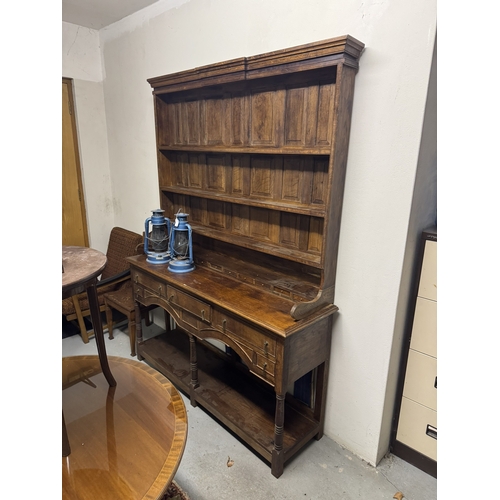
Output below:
[379,38,437,459]
[62,0,436,466]
[62,23,114,253]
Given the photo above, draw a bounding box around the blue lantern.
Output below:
[144,209,171,264]
[168,213,195,273]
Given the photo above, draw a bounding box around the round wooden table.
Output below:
[62,356,188,500]
[62,246,116,387]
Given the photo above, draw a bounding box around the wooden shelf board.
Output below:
[193,241,320,302]
[190,224,322,268]
[159,145,331,156]
[160,185,327,217]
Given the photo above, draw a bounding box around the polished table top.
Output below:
[62,356,188,500]
[62,246,107,297]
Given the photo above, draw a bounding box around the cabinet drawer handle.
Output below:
[263,362,267,371]
[158,285,163,294]
[134,275,138,283]
[201,310,205,321]
[264,341,269,355]
[169,294,174,302]
[222,319,227,332]
[426,424,437,440]
[434,376,437,389]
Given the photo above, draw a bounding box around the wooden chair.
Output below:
[104,284,156,357]
[62,227,144,343]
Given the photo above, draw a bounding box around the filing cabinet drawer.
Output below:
[166,285,212,323]
[212,310,276,357]
[396,397,437,461]
[417,240,437,301]
[410,297,437,358]
[402,349,437,411]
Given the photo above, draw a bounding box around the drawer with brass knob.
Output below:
[166,285,212,324]
[212,310,276,357]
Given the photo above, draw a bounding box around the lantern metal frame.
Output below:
[168,213,195,273]
[144,209,171,264]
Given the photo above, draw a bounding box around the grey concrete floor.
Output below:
[62,321,437,500]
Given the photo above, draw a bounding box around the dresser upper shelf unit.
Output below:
[148,35,364,320]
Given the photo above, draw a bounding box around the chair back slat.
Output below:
[100,227,144,281]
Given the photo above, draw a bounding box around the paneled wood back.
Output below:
[148,35,364,319]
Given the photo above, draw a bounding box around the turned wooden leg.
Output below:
[189,334,199,407]
[105,303,114,340]
[271,392,285,478]
[135,300,144,361]
[87,282,116,387]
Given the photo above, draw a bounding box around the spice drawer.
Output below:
[212,309,276,357]
[133,270,164,297]
[166,285,212,324]
[252,351,276,384]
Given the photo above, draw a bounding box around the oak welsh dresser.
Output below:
[128,35,364,477]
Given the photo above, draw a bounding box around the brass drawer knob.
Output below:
[222,319,227,332]
[201,310,206,321]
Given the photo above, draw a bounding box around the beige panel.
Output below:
[397,397,437,461]
[410,297,437,358]
[402,349,437,411]
[418,240,437,301]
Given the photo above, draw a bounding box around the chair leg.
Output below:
[105,303,114,340]
[72,295,89,344]
[129,317,136,357]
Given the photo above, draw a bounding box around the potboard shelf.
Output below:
[139,331,320,463]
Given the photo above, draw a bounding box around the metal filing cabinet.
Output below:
[392,229,437,477]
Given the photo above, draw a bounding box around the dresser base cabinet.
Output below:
[130,255,335,478]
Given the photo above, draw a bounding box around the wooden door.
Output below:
[62,78,89,246]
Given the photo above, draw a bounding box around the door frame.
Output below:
[63,77,89,247]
